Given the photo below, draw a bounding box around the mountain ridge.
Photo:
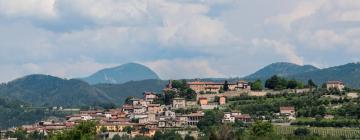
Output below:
[82,63,160,85]
[244,62,319,80]
[0,74,166,107]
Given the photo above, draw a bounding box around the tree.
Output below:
[125,96,135,105]
[139,127,149,135]
[50,121,97,140]
[223,81,229,91]
[249,121,274,136]
[123,126,133,134]
[251,80,263,91]
[100,126,107,133]
[184,135,195,140]
[28,131,45,140]
[210,124,236,140]
[265,75,287,90]
[111,134,122,140]
[307,79,317,89]
[153,130,182,140]
[287,80,298,89]
[99,126,109,139]
[197,110,223,131]
[11,128,27,140]
[294,128,310,136]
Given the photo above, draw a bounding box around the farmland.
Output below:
[275,125,360,139]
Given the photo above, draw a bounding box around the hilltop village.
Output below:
[2,76,360,140]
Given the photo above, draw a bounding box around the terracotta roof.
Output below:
[327,81,344,84]
[234,114,251,119]
[187,81,222,85]
[280,106,295,111]
[148,104,160,107]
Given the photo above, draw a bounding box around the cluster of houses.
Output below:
[10,79,347,139]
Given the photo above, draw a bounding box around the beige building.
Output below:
[147,104,161,114]
[172,98,186,109]
[326,81,345,91]
[199,97,208,105]
[187,80,251,94]
[280,107,295,116]
[219,96,226,105]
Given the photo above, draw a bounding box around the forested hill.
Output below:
[244,62,360,88]
[0,96,45,129]
[0,75,166,129]
[0,75,112,107]
[244,62,319,80]
[0,75,166,107]
[290,62,360,88]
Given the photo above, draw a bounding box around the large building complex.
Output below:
[187,80,251,93]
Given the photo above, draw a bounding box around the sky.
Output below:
[0,0,360,82]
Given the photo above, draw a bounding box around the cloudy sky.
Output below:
[0,0,359,82]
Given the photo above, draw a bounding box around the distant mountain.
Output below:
[0,74,166,107]
[289,62,360,88]
[82,63,160,85]
[0,74,112,107]
[244,62,319,80]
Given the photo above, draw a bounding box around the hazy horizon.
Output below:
[1,0,360,82]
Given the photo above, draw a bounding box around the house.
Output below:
[144,92,157,103]
[201,103,218,110]
[234,114,252,122]
[165,110,176,118]
[122,104,134,113]
[219,96,226,105]
[172,98,186,109]
[147,104,161,114]
[186,101,197,107]
[222,112,235,123]
[147,113,157,122]
[134,106,146,114]
[326,81,345,91]
[96,121,136,133]
[131,98,141,106]
[182,111,204,126]
[139,117,148,124]
[280,106,296,118]
[175,116,188,127]
[199,97,208,105]
[132,113,148,119]
[234,81,251,90]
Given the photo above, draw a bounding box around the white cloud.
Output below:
[0,0,360,82]
[144,59,224,79]
[297,29,347,50]
[0,0,56,19]
[55,0,151,25]
[266,0,325,30]
[252,39,304,65]
[0,57,116,82]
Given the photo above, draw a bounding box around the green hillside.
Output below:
[244,62,319,80]
[290,62,360,88]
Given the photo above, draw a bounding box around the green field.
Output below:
[274,126,360,139]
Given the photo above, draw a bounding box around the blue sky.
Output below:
[0,0,360,82]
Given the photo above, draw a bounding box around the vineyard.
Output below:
[274,126,360,139]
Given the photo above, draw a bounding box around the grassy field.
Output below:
[274,125,360,139]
